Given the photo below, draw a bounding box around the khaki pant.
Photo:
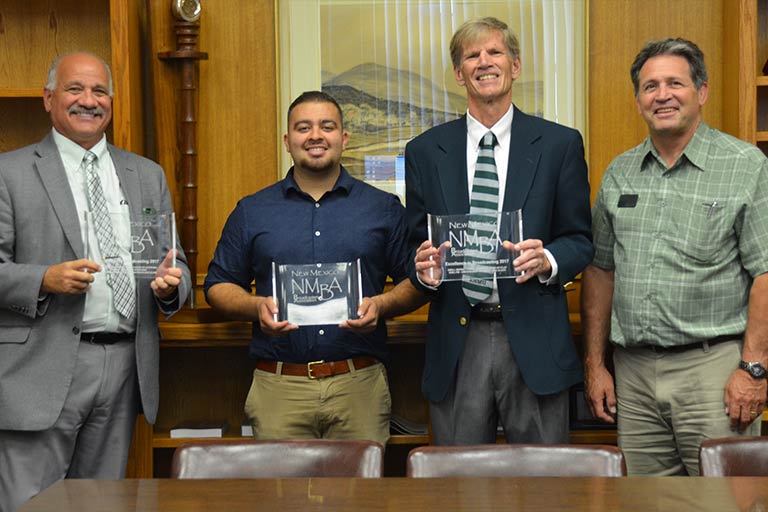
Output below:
[614,340,761,476]
[244,360,391,447]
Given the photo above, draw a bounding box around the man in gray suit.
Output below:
[0,52,191,511]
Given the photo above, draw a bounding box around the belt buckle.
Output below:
[307,360,325,379]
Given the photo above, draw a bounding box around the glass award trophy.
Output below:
[129,211,177,278]
[427,210,523,284]
[272,259,363,326]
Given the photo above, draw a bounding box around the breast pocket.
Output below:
[677,200,737,263]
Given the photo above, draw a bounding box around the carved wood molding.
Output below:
[158,17,208,306]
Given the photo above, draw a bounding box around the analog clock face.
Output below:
[173,0,202,22]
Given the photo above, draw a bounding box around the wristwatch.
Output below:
[739,360,768,379]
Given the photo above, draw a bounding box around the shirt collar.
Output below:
[51,128,109,170]
[281,165,354,197]
[640,121,709,173]
[465,104,514,150]
[678,121,709,171]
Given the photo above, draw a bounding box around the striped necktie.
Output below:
[83,151,136,319]
[462,131,499,306]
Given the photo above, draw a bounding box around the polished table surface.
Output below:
[18,477,768,512]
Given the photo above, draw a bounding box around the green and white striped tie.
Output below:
[462,131,499,306]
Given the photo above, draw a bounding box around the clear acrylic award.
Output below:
[129,211,177,278]
[427,210,523,284]
[272,259,363,326]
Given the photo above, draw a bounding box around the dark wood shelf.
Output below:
[0,88,43,98]
[152,432,430,449]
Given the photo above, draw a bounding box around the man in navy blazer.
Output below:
[405,17,593,444]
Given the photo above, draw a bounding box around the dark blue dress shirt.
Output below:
[204,167,409,363]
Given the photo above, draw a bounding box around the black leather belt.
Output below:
[471,303,503,321]
[81,332,135,344]
[637,335,740,354]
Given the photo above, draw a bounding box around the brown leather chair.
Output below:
[407,444,626,477]
[171,439,384,478]
[699,437,768,476]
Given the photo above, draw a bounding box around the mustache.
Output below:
[68,106,106,116]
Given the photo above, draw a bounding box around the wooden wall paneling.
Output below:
[722,0,756,142]
[147,1,278,304]
[195,0,278,295]
[588,0,725,200]
[0,0,111,90]
[0,98,50,152]
[146,0,182,212]
[109,0,145,154]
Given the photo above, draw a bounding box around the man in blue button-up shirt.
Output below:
[205,91,424,446]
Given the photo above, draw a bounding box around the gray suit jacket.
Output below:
[0,133,191,430]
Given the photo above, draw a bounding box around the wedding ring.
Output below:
[750,410,757,416]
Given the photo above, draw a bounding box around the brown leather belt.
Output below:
[255,356,379,379]
[81,332,135,344]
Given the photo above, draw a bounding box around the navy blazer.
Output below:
[404,107,593,402]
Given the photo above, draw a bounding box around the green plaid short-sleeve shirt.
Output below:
[591,122,768,348]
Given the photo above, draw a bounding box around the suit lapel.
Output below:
[34,135,85,258]
[108,145,142,221]
[436,117,470,214]
[503,107,541,211]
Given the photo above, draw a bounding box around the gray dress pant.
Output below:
[430,317,569,445]
[0,339,139,512]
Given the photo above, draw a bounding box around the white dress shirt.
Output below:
[465,105,559,302]
[52,128,136,333]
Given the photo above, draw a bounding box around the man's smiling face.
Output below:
[454,29,521,109]
[44,53,113,150]
[635,54,707,141]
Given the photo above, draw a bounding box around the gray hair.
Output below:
[630,38,707,95]
[45,52,114,97]
[450,17,520,69]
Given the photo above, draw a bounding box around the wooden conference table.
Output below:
[17,477,768,512]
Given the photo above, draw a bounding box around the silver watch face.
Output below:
[740,361,767,379]
[173,0,202,22]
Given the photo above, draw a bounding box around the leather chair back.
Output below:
[699,437,768,476]
[407,444,626,477]
[171,439,384,478]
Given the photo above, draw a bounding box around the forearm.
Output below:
[741,273,768,366]
[371,278,428,319]
[581,264,614,368]
[205,282,263,322]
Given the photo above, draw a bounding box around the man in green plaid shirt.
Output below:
[581,38,768,476]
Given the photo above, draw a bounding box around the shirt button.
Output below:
[459,317,467,326]
[72,326,80,335]
[318,329,325,336]
[315,203,320,208]
[315,231,321,237]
